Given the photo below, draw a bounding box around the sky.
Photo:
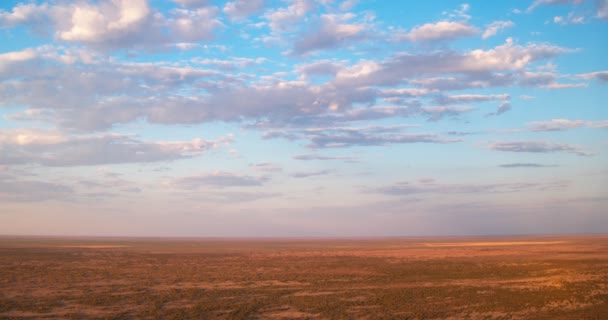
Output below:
[0,0,607,237]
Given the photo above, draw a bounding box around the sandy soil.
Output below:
[1,235,607,319]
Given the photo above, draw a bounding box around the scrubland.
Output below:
[1,236,607,319]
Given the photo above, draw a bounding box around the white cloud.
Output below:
[0,129,232,166]
[527,119,608,131]
[263,125,461,148]
[265,0,314,32]
[578,70,608,82]
[482,20,514,39]
[334,38,568,88]
[527,0,585,13]
[292,13,369,55]
[58,0,150,43]
[0,3,49,28]
[339,0,359,11]
[599,0,608,19]
[296,60,345,78]
[366,179,568,196]
[170,172,269,189]
[399,20,479,42]
[486,140,593,156]
[373,179,567,196]
[443,3,472,20]
[293,153,359,161]
[553,12,585,24]
[0,48,38,71]
[544,82,587,89]
[0,0,223,50]
[0,175,74,202]
[223,0,264,21]
[290,169,334,178]
[249,162,283,172]
[436,94,510,104]
[166,7,222,42]
[172,0,209,8]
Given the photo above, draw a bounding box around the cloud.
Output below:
[486,140,593,156]
[527,0,585,12]
[0,3,51,29]
[0,174,74,202]
[552,12,586,24]
[599,0,608,19]
[293,154,359,161]
[170,172,269,189]
[0,129,231,166]
[443,3,472,20]
[378,88,433,98]
[334,38,568,88]
[223,0,264,21]
[485,100,512,117]
[263,125,461,148]
[482,20,514,39]
[544,82,587,89]
[578,70,608,82]
[192,57,267,71]
[527,119,608,131]
[205,191,281,202]
[499,163,558,168]
[290,169,334,178]
[420,106,474,121]
[167,7,223,43]
[295,60,345,78]
[399,21,479,42]
[372,179,568,196]
[0,1,222,50]
[249,162,283,172]
[292,13,369,55]
[77,170,141,194]
[495,101,512,115]
[264,0,314,32]
[339,0,359,11]
[519,71,556,86]
[0,37,570,132]
[435,94,510,105]
[519,71,587,89]
[57,0,152,44]
[172,0,209,8]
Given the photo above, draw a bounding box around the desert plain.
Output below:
[1,235,607,319]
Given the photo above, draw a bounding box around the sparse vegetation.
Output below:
[0,236,607,319]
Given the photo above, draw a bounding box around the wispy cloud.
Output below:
[499,163,558,168]
[170,172,269,189]
[290,169,334,178]
[264,125,460,148]
[0,129,232,166]
[577,71,608,82]
[527,119,608,131]
[372,179,568,196]
[293,154,359,161]
[482,20,514,39]
[292,13,370,55]
[398,20,479,42]
[486,140,593,156]
[527,0,585,13]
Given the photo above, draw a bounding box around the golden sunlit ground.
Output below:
[1,235,607,319]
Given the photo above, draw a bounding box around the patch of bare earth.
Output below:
[261,305,319,319]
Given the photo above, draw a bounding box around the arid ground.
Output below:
[1,236,607,319]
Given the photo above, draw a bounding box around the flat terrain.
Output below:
[1,236,607,319]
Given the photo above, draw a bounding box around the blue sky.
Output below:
[0,0,606,237]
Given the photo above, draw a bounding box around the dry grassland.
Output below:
[1,236,607,319]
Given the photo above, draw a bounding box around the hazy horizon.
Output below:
[1,0,607,237]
